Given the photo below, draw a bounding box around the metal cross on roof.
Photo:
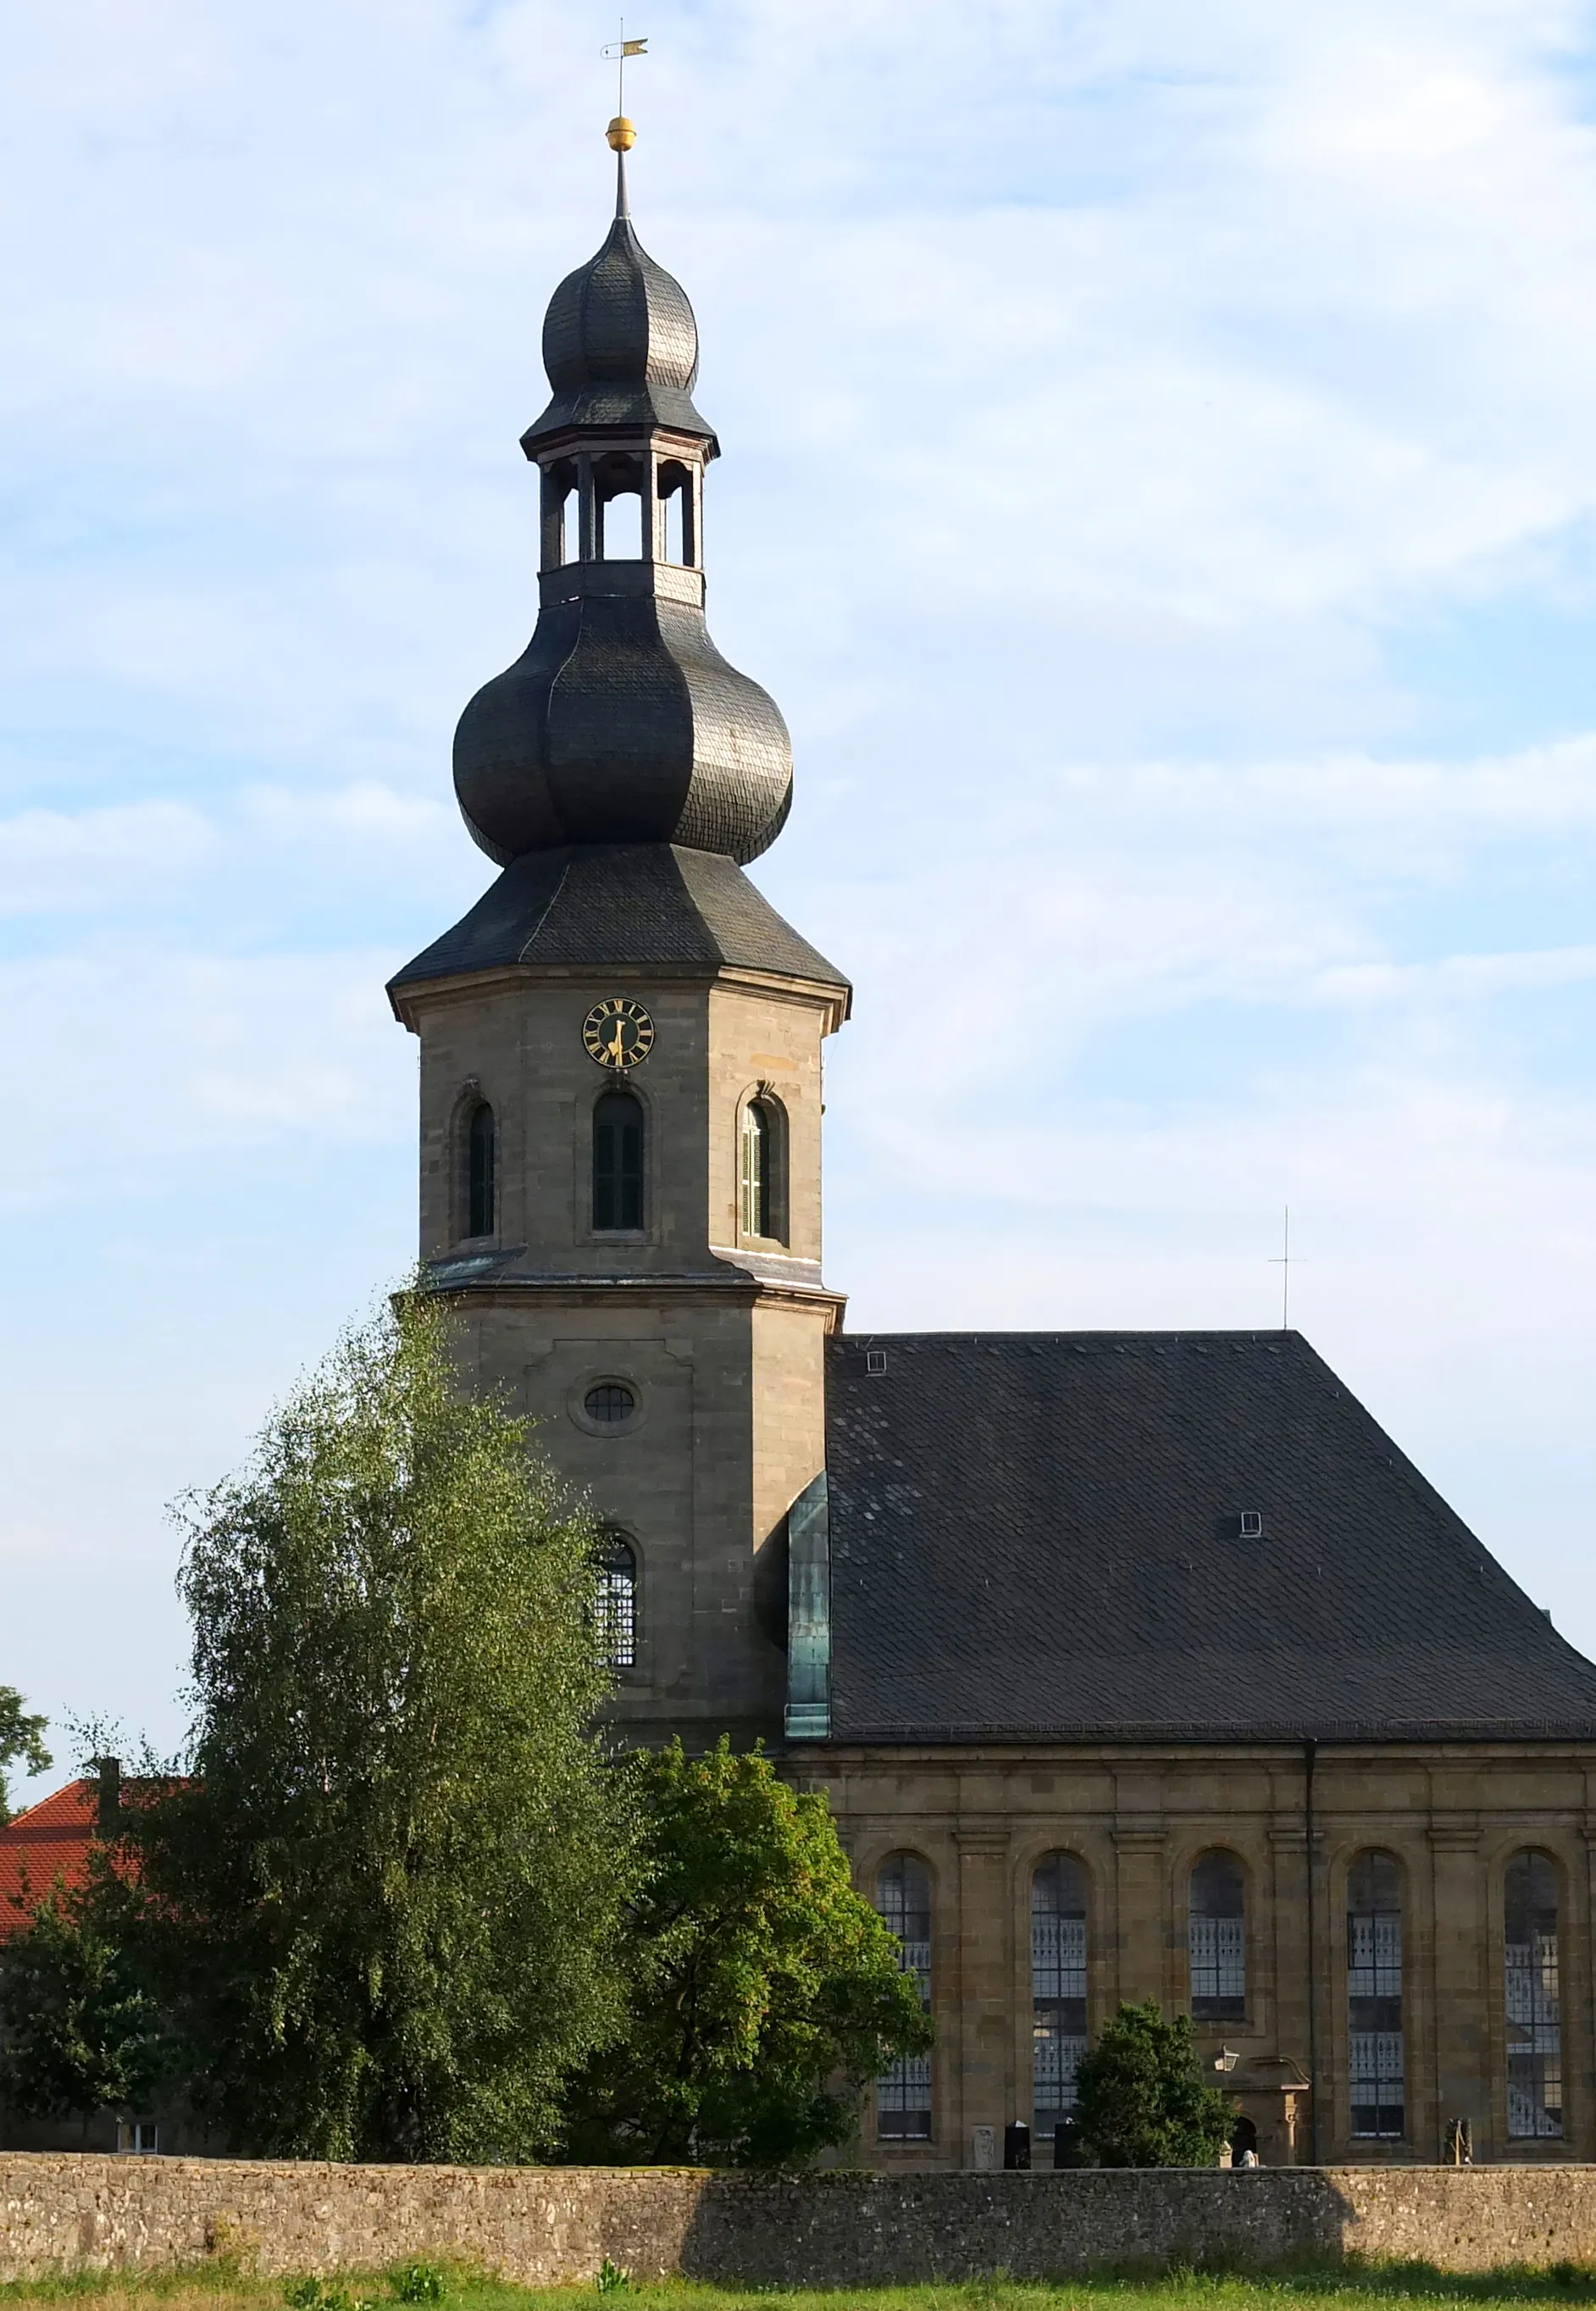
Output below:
[1268,1205,1302,1330]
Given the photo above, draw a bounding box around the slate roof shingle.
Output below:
[824,1331,1596,1743]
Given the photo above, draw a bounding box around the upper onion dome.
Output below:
[521,154,716,452]
[451,137,794,870]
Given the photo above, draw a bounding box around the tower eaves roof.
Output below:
[388,843,850,1000]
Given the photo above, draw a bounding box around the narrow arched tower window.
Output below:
[593,1091,644,1231]
[1033,1853,1088,2141]
[1505,1849,1561,2138]
[875,1854,933,2140]
[1189,1851,1246,2022]
[740,1099,771,1239]
[1348,1849,1404,2140]
[466,1100,496,1239]
[594,1532,637,1669]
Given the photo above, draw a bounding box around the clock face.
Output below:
[582,996,655,1070]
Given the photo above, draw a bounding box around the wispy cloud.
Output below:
[0,802,216,914]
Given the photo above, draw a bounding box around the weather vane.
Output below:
[601,20,648,133]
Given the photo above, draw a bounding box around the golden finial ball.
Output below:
[607,115,637,152]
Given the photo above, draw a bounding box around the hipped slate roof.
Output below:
[824,1331,1596,1744]
[389,842,848,997]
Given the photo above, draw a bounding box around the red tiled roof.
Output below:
[0,1780,100,1941]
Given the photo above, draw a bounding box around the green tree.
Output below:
[1072,1999,1234,2167]
[0,1688,50,1823]
[120,1284,635,2164]
[0,1865,162,2136]
[562,1737,934,2167]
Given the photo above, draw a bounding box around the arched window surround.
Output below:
[1499,1845,1566,2145]
[590,1084,647,1236]
[593,1527,640,1673]
[1188,1848,1249,2026]
[873,1848,934,2144]
[451,1081,498,1244]
[1343,1846,1407,2145]
[735,1084,789,1247]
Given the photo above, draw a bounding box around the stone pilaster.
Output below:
[955,1821,1012,2165]
[1112,1819,1167,2008]
[1428,1815,1485,2160]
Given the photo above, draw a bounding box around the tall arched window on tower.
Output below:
[1033,1853,1089,2142]
[466,1100,496,1239]
[740,1098,772,1239]
[1348,1849,1405,2140]
[875,1854,933,2140]
[1189,1851,1246,2022]
[593,1532,637,1670]
[1505,1849,1562,2138]
[593,1091,644,1231]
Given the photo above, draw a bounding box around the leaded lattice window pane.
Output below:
[1349,2031,1405,2140]
[1189,1851,1246,2022]
[1348,1850,1404,2140]
[1506,1850,1561,2138]
[1189,1918,1246,2014]
[1032,1854,1088,2131]
[594,1534,636,1669]
[877,1854,932,2140]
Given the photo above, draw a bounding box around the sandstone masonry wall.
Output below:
[8,2157,1596,2285]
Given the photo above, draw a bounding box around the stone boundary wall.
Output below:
[8,2157,1596,2286]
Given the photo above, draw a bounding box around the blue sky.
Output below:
[5,0,1596,1787]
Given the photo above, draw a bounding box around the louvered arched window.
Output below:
[1189,1850,1246,2022]
[466,1100,496,1239]
[1032,1853,1088,2137]
[740,1099,772,1239]
[1347,1849,1405,2140]
[739,1094,787,1242]
[1505,1849,1561,2138]
[593,1091,644,1231]
[875,1854,933,2140]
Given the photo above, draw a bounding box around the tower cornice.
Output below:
[390,959,849,1035]
[419,1265,847,1328]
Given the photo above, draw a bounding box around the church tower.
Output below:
[389,121,849,1750]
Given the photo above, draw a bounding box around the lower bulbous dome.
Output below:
[453,592,793,866]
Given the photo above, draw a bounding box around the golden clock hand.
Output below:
[608,1022,625,1065]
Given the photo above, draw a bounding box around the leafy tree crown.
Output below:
[562,1737,934,2167]
[118,1283,635,2163]
[1072,1999,1234,2167]
[0,1687,51,1825]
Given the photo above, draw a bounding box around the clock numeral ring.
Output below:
[582,997,655,1069]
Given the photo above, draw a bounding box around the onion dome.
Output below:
[523,153,715,452]
[452,136,794,870]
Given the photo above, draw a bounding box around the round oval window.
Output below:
[584,1383,636,1425]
